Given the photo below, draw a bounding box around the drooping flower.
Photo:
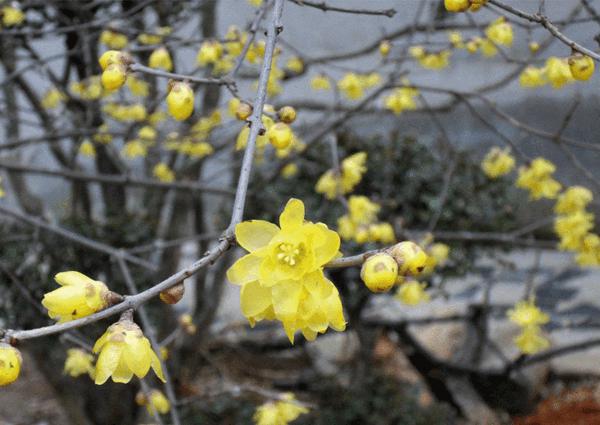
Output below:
[395,281,429,306]
[64,348,94,378]
[481,147,515,179]
[516,157,561,200]
[42,271,114,323]
[555,186,593,215]
[93,318,165,385]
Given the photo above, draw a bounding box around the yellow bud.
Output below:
[159,283,185,304]
[379,40,391,57]
[135,391,147,406]
[360,253,398,293]
[235,102,253,121]
[0,343,22,386]
[389,241,428,276]
[278,106,297,124]
[101,63,127,91]
[568,53,595,81]
[99,50,128,70]
[267,122,293,149]
[528,41,540,53]
[167,82,194,121]
[444,0,470,12]
[149,47,173,71]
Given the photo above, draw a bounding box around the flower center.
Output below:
[277,242,302,266]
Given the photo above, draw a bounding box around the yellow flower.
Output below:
[246,40,266,64]
[285,56,304,73]
[167,82,194,121]
[122,140,147,159]
[101,63,127,91]
[569,53,595,81]
[267,123,293,150]
[64,348,94,377]
[555,211,594,250]
[197,40,223,66]
[423,242,450,274]
[516,158,561,200]
[507,300,549,327]
[0,344,22,386]
[93,124,112,144]
[248,0,263,6]
[348,196,380,225]
[479,39,498,58]
[485,17,513,46]
[99,50,128,71]
[138,126,157,142]
[481,147,515,178]
[253,393,308,425]
[417,51,451,70]
[281,163,299,179]
[42,271,112,323]
[149,47,173,71]
[2,6,25,27]
[575,233,600,266]
[395,281,429,306]
[368,222,396,244]
[384,87,418,115]
[448,31,464,48]
[228,199,340,287]
[338,73,364,100]
[444,0,469,12]
[93,318,165,384]
[236,116,273,151]
[379,40,391,57]
[514,326,549,355]
[519,66,546,88]
[529,41,540,53]
[100,29,128,49]
[146,390,170,415]
[555,186,593,215]
[42,88,67,110]
[315,152,367,199]
[361,253,398,293]
[79,140,96,157]
[153,163,175,182]
[127,76,149,97]
[311,74,331,91]
[544,57,574,89]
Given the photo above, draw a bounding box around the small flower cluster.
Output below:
[315,152,367,200]
[337,196,395,245]
[136,389,171,415]
[507,299,550,354]
[446,17,512,59]
[516,157,561,200]
[409,46,451,70]
[481,147,515,179]
[227,199,346,343]
[444,0,487,13]
[383,84,419,115]
[554,186,600,266]
[337,72,381,100]
[253,393,308,425]
[520,54,595,89]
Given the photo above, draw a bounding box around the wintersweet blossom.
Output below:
[64,348,94,377]
[507,300,549,327]
[516,158,561,200]
[555,186,593,215]
[514,326,549,355]
[93,318,165,384]
[0,344,22,386]
[253,393,308,425]
[315,152,367,199]
[481,147,515,178]
[396,281,429,306]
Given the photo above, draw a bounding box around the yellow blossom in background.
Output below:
[224,25,246,56]
[79,140,96,157]
[2,6,25,27]
[348,196,380,225]
[555,186,593,215]
[529,41,540,53]
[93,124,112,144]
[481,147,515,178]
[569,53,595,81]
[285,56,304,73]
[0,344,21,386]
[311,74,331,91]
[42,88,67,110]
[554,211,594,250]
[179,313,197,335]
[519,66,546,88]
[448,31,464,48]
[103,103,147,122]
[338,73,364,100]
[384,87,418,115]
[485,17,513,46]
[423,242,450,274]
[122,140,148,159]
[93,318,165,385]
[42,271,112,323]
[160,347,169,360]
[516,158,561,200]
[507,300,549,327]
[138,125,157,142]
[248,0,263,6]
[337,196,393,245]
[246,40,266,64]
[64,348,94,378]
[444,0,469,13]
[149,47,173,71]
[137,26,171,45]
[100,29,128,49]
[70,76,104,100]
[396,281,429,306]
[281,163,299,179]
[148,111,168,126]
[236,115,273,151]
[514,326,549,355]
[575,233,600,267]
[417,50,451,70]
[390,241,429,276]
[197,40,223,66]
[379,40,391,57]
[253,393,308,425]
[545,57,574,89]
[315,152,367,199]
[153,163,175,182]
[146,390,170,415]
[478,39,498,58]
[127,76,150,97]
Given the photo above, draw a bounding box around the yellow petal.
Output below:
[55,271,96,287]
[311,223,340,266]
[240,280,272,317]
[150,349,166,382]
[94,343,123,384]
[226,254,261,285]
[124,336,151,378]
[272,280,302,320]
[111,354,134,383]
[279,198,305,231]
[235,220,279,252]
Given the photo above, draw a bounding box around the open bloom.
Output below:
[64,348,94,378]
[516,157,561,200]
[93,318,165,384]
[481,147,515,179]
[514,326,549,355]
[254,393,309,425]
[227,199,340,287]
[555,186,593,215]
[316,152,367,199]
[42,271,112,323]
[507,300,549,327]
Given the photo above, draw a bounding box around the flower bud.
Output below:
[379,40,391,57]
[235,102,253,121]
[0,343,22,386]
[99,50,127,71]
[444,0,470,12]
[267,122,293,149]
[278,106,297,124]
[388,241,428,276]
[167,81,194,121]
[360,253,398,293]
[568,53,595,81]
[101,63,127,91]
[159,282,185,305]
